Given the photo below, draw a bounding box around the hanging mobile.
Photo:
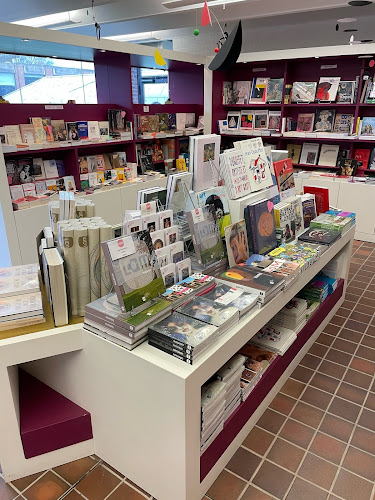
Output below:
[92,0,101,41]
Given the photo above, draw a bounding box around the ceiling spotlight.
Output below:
[344,28,358,31]
[358,54,374,57]
[22,38,30,42]
[99,49,106,52]
[51,55,57,58]
[337,17,357,21]
[348,1,372,6]
[361,39,374,42]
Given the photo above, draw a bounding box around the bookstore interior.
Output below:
[3,2,375,500]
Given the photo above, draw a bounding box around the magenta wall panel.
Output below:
[168,61,204,105]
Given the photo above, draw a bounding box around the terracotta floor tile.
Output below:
[124,479,150,497]
[331,338,357,355]
[252,461,294,499]
[338,328,362,344]
[300,354,321,370]
[102,463,125,479]
[367,325,375,337]
[241,484,273,500]
[301,386,333,411]
[319,414,354,443]
[354,303,375,315]
[351,426,375,456]
[342,300,357,310]
[309,432,347,465]
[330,316,346,327]
[345,293,360,303]
[286,478,328,500]
[336,307,351,318]
[349,311,372,324]
[290,401,324,428]
[358,408,375,432]
[298,452,338,490]
[356,345,375,362]
[60,490,83,499]
[363,290,375,301]
[318,360,346,379]
[336,381,367,405]
[342,446,375,481]
[0,477,18,500]
[308,343,329,358]
[350,280,367,289]
[343,368,372,389]
[242,426,274,455]
[309,373,340,394]
[269,393,296,415]
[328,397,361,423]
[356,249,372,255]
[350,357,375,375]
[317,333,335,347]
[76,465,121,500]
[23,471,69,500]
[11,473,44,493]
[207,470,246,500]
[53,457,97,485]
[325,348,352,366]
[360,297,375,308]
[364,391,375,412]
[281,379,305,399]
[257,409,286,435]
[226,448,261,481]
[346,287,363,297]
[360,334,375,349]
[344,319,368,333]
[290,365,314,384]
[279,419,315,448]
[266,438,305,472]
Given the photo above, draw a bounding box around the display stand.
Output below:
[0,227,354,500]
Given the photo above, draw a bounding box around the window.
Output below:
[0,53,97,104]
[131,67,169,104]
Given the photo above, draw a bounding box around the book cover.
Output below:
[316,77,341,101]
[88,121,100,140]
[5,160,20,185]
[336,81,355,103]
[186,206,225,266]
[45,179,58,191]
[35,180,47,195]
[160,264,176,287]
[41,117,54,141]
[333,113,353,134]
[235,137,273,192]
[361,117,375,136]
[300,143,320,165]
[246,200,277,255]
[287,144,302,164]
[273,202,296,242]
[30,118,46,143]
[176,113,186,131]
[80,174,89,189]
[63,176,76,192]
[303,186,329,214]
[224,220,249,267]
[79,157,88,174]
[158,113,169,131]
[219,265,284,295]
[196,186,231,237]
[169,241,184,264]
[0,127,6,144]
[267,79,284,102]
[354,148,371,169]
[268,111,281,131]
[291,82,317,102]
[151,230,165,250]
[251,77,268,102]
[56,159,66,177]
[301,194,317,228]
[18,158,34,183]
[318,144,340,167]
[227,111,241,130]
[168,114,176,130]
[176,258,191,282]
[77,121,89,139]
[32,158,45,180]
[223,81,233,104]
[99,121,110,139]
[19,124,36,144]
[254,324,296,352]
[51,120,67,141]
[66,122,79,140]
[142,214,160,233]
[22,183,36,196]
[101,231,165,313]
[9,185,24,200]
[177,297,238,327]
[204,284,258,312]
[314,109,335,132]
[254,110,269,129]
[233,81,251,104]
[273,158,296,198]
[221,149,252,200]
[297,113,314,133]
[240,110,254,130]
[193,135,221,192]
[298,228,340,245]
[337,158,358,176]
[4,125,22,145]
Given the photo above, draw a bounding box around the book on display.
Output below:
[336,81,355,103]
[42,248,68,327]
[240,110,254,130]
[239,342,277,376]
[318,144,340,167]
[315,77,340,101]
[244,199,277,255]
[177,297,239,330]
[267,79,284,102]
[220,149,252,200]
[333,113,353,134]
[0,273,39,298]
[0,291,43,323]
[314,109,335,133]
[233,81,252,104]
[300,143,320,165]
[191,135,221,191]
[224,220,249,267]
[298,227,340,245]
[291,82,317,102]
[297,113,314,133]
[233,137,273,192]
[196,186,232,237]
[303,186,329,214]
[272,158,296,200]
[203,284,258,317]
[253,324,297,355]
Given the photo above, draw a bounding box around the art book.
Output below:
[303,186,329,214]
[297,113,314,133]
[315,77,341,101]
[234,137,273,192]
[336,81,355,103]
[318,144,340,167]
[177,297,238,327]
[192,135,221,192]
[30,117,46,143]
[51,120,67,141]
[299,143,320,165]
[41,117,54,141]
[218,265,284,299]
[224,220,249,267]
[101,231,165,313]
[273,158,296,200]
[196,186,231,237]
[245,200,277,255]
[333,113,353,134]
[361,117,375,136]
[291,82,317,102]
[240,110,254,130]
[251,77,268,102]
[314,109,335,133]
[203,284,258,315]
[298,228,340,245]
[186,206,225,267]
[227,111,241,130]
[254,111,269,129]
[267,79,284,102]
[233,81,251,104]
[221,149,252,200]
[287,144,302,164]
[222,81,233,104]
[268,111,281,131]
[19,124,36,144]
[337,158,358,176]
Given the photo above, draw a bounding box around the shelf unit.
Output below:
[0,228,353,499]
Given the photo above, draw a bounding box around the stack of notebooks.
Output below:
[84,294,171,350]
[0,263,45,331]
[201,380,226,455]
[148,312,220,364]
[271,297,308,334]
[253,323,297,355]
[309,212,355,236]
[298,227,340,246]
[201,283,258,318]
[216,354,246,421]
[238,342,277,400]
[298,277,329,303]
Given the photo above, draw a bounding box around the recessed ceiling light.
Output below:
[315,56,319,58]
[358,54,374,57]
[22,39,30,42]
[99,49,106,52]
[344,28,358,31]
[361,39,374,42]
[337,17,357,22]
[51,55,57,58]
[348,0,372,6]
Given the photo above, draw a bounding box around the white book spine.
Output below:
[88,225,101,302]
[74,227,90,316]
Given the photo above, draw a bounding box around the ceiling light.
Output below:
[358,54,374,57]
[348,0,372,5]
[51,55,57,58]
[344,28,358,31]
[337,17,357,21]
[361,39,374,42]
[11,11,81,28]
[162,0,247,11]
[22,39,30,42]
[99,49,106,52]
[104,32,160,42]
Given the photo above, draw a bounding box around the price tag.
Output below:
[191,208,204,223]
[107,236,136,260]
[215,287,243,305]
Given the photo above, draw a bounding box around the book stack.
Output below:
[84,294,171,350]
[147,312,220,364]
[273,201,296,244]
[79,152,137,189]
[200,380,226,455]
[0,263,45,332]
[271,297,308,334]
[202,283,258,318]
[309,212,355,236]
[219,149,252,200]
[244,199,277,255]
[238,342,277,400]
[165,172,193,212]
[48,197,95,236]
[253,323,297,355]
[316,273,338,294]
[298,277,329,303]
[41,248,69,327]
[177,297,240,334]
[298,227,340,246]
[216,354,246,421]
[189,135,221,192]
[268,242,326,272]
[162,273,215,306]
[261,259,300,289]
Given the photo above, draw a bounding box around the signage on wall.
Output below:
[45,105,64,110]
[253,67,267,72]
[320,64,338,69]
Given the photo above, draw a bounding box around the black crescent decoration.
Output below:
[208,20,242,71]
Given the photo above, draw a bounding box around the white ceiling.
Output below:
[2,0,375,55]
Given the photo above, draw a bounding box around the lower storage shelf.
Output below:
[200,279,344,481]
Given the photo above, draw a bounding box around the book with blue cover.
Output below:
[245,199,277,255]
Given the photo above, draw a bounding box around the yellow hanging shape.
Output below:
[154,48,166,66]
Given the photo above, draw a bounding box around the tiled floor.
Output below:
[2,240,375,500]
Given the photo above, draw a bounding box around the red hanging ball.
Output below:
[214,47,219,53]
